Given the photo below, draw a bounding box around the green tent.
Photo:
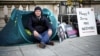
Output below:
[0,8,58,46]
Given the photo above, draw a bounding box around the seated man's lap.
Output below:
[33,30,50,43]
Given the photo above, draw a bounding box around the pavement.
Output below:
[0,35,100,56]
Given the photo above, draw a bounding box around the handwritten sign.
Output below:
[76,8,97,37]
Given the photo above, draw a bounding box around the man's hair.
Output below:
[34,6,42,12]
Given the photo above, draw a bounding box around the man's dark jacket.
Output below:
[28,15,52,33]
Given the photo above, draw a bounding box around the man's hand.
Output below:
[48,29,52,37]
[33,30,39,37]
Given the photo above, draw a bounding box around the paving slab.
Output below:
[0,46,19,51]
[80,35,100,45]
[0,46,22,56]
[67,38,100,51]
[19,44,57,56]
[88,50,100,56]
[0,50,22,56]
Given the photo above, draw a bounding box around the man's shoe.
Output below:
[38,42,46,49]
[47,41,54,46]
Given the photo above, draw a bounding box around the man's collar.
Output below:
[37,16,41,19]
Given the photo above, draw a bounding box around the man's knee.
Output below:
[48,29,52,37]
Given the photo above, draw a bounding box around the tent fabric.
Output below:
[0,8,58,46]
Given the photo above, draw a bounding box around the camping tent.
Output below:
[0,8,58,46]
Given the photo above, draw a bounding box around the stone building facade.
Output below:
[0,0,100,20]
[0,0,65,19]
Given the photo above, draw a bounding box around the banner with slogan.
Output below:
[76,8,97,37]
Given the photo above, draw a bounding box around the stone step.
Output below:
[0,19,5,23]
[0,19,6,28]
[0,28,3,31]
[0,24,6,27]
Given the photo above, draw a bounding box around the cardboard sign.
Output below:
[76,8,97,37]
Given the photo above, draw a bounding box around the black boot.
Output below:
[38,42,46,48]
[47,41,54,46]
